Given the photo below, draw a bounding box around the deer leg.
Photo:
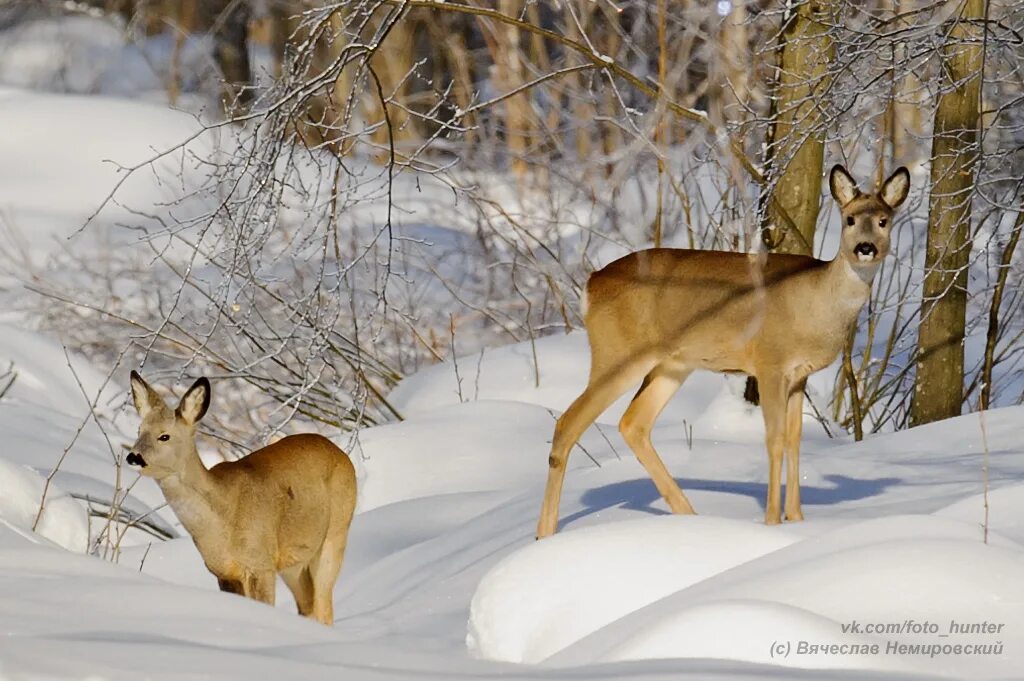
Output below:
[217,577,244,596]
[280,564,315,618]
[757,371,788,525]
[298,470,356,626]
[242,570,276,606]
[537,354,657,539]
[308,532,349,626]
[784,379,807,521]
[619,364,695,514]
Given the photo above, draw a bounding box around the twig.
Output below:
[0,361,16,400]
[449,313,464,403]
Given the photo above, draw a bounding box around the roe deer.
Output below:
[127,371,357,625]
[537,165,910,537]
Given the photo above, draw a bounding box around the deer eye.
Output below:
[846,216,855,226]
[158,434,171,442]
[879,218,888,228]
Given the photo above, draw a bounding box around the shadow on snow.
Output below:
[561,474,902,527]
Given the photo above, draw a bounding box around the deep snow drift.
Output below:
[1,320,1022,680]
[0,38,1020,680]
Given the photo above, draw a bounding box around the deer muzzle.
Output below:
[854,242,878,261]
[126,452,147,468]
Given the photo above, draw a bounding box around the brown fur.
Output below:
[128,373,357,625]
[536,165,910,537]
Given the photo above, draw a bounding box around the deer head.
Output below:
[127,371,210,480]
[829,164,910,270]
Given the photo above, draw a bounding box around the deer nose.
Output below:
[126,452,147,468]
[854,242,878,260]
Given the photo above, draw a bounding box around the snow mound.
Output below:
[0,16,161,96]
[0,324,119,415]
[387,332,833,446]
[0,88,215,243]
[357,399,622,512]
[466,515,801,663]
[389,331,727,427]
[555,515,1024,679]
[935,482,1024,544]
[601,600,914,675]
[0,325,172,549]
[0,458,87,552]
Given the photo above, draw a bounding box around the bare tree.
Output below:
[7,0,1023,467]
[762,1,837,255]
[911,0,985,426]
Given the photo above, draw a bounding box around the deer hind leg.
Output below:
[756,371,788,525]
[536,352,658,539]
[302,470,356,626]
[308,494,354,627]
[784,378,807,521]
[618,363,695,514]
[280,564,315,618]
[307,533,349,626]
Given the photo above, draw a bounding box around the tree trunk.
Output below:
[268,2,291,79]
[564,1,596,170]
[495,0,531,177]
[598,4,623,179]
[367,14,419,151]
[746,0,836,404]
[436,13,476,147]
[167,0,197,105]
[910,0,983,426]
[978,206,1024,411]
[763,1,837,256]
[212,0,253,110]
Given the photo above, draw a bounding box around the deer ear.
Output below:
[829,165,860,206]
[130,371,162,418]
[880,166,910,208]
[176,377,211,426]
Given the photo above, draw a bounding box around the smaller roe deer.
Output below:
[127,371,357,626]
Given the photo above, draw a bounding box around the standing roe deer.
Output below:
[537,165,911,537]
[127,371,357,625]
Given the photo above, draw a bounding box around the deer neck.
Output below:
[826,255,877,306]
[805,256,876,338]
[156,446,224,538]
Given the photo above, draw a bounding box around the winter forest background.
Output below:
[1,1,1024,678]
[3,0,1022,448]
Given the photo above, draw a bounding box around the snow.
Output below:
[936,482,1024,539]
[0,49,1021,681]
[0,457,87,552]
[0,87,215,246]
[0,14,219,106]
[552,515,1024,680]
[470,511,1024,676]
[0,16,163,96]
[354,400,561,511]
[0,324,118,414]
[467,516,802,663]
[389,330,796,438]
[0,323,173,554]
[600,600,912,673]
[2,318,1022,679]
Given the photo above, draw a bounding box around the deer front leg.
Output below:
[784,379,807,521]
[217,577,244,595]
[242,570,277,606]
[757,371,787,525]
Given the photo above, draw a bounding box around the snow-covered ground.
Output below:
[1,320,1022,680]
[1,19,1021,680]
